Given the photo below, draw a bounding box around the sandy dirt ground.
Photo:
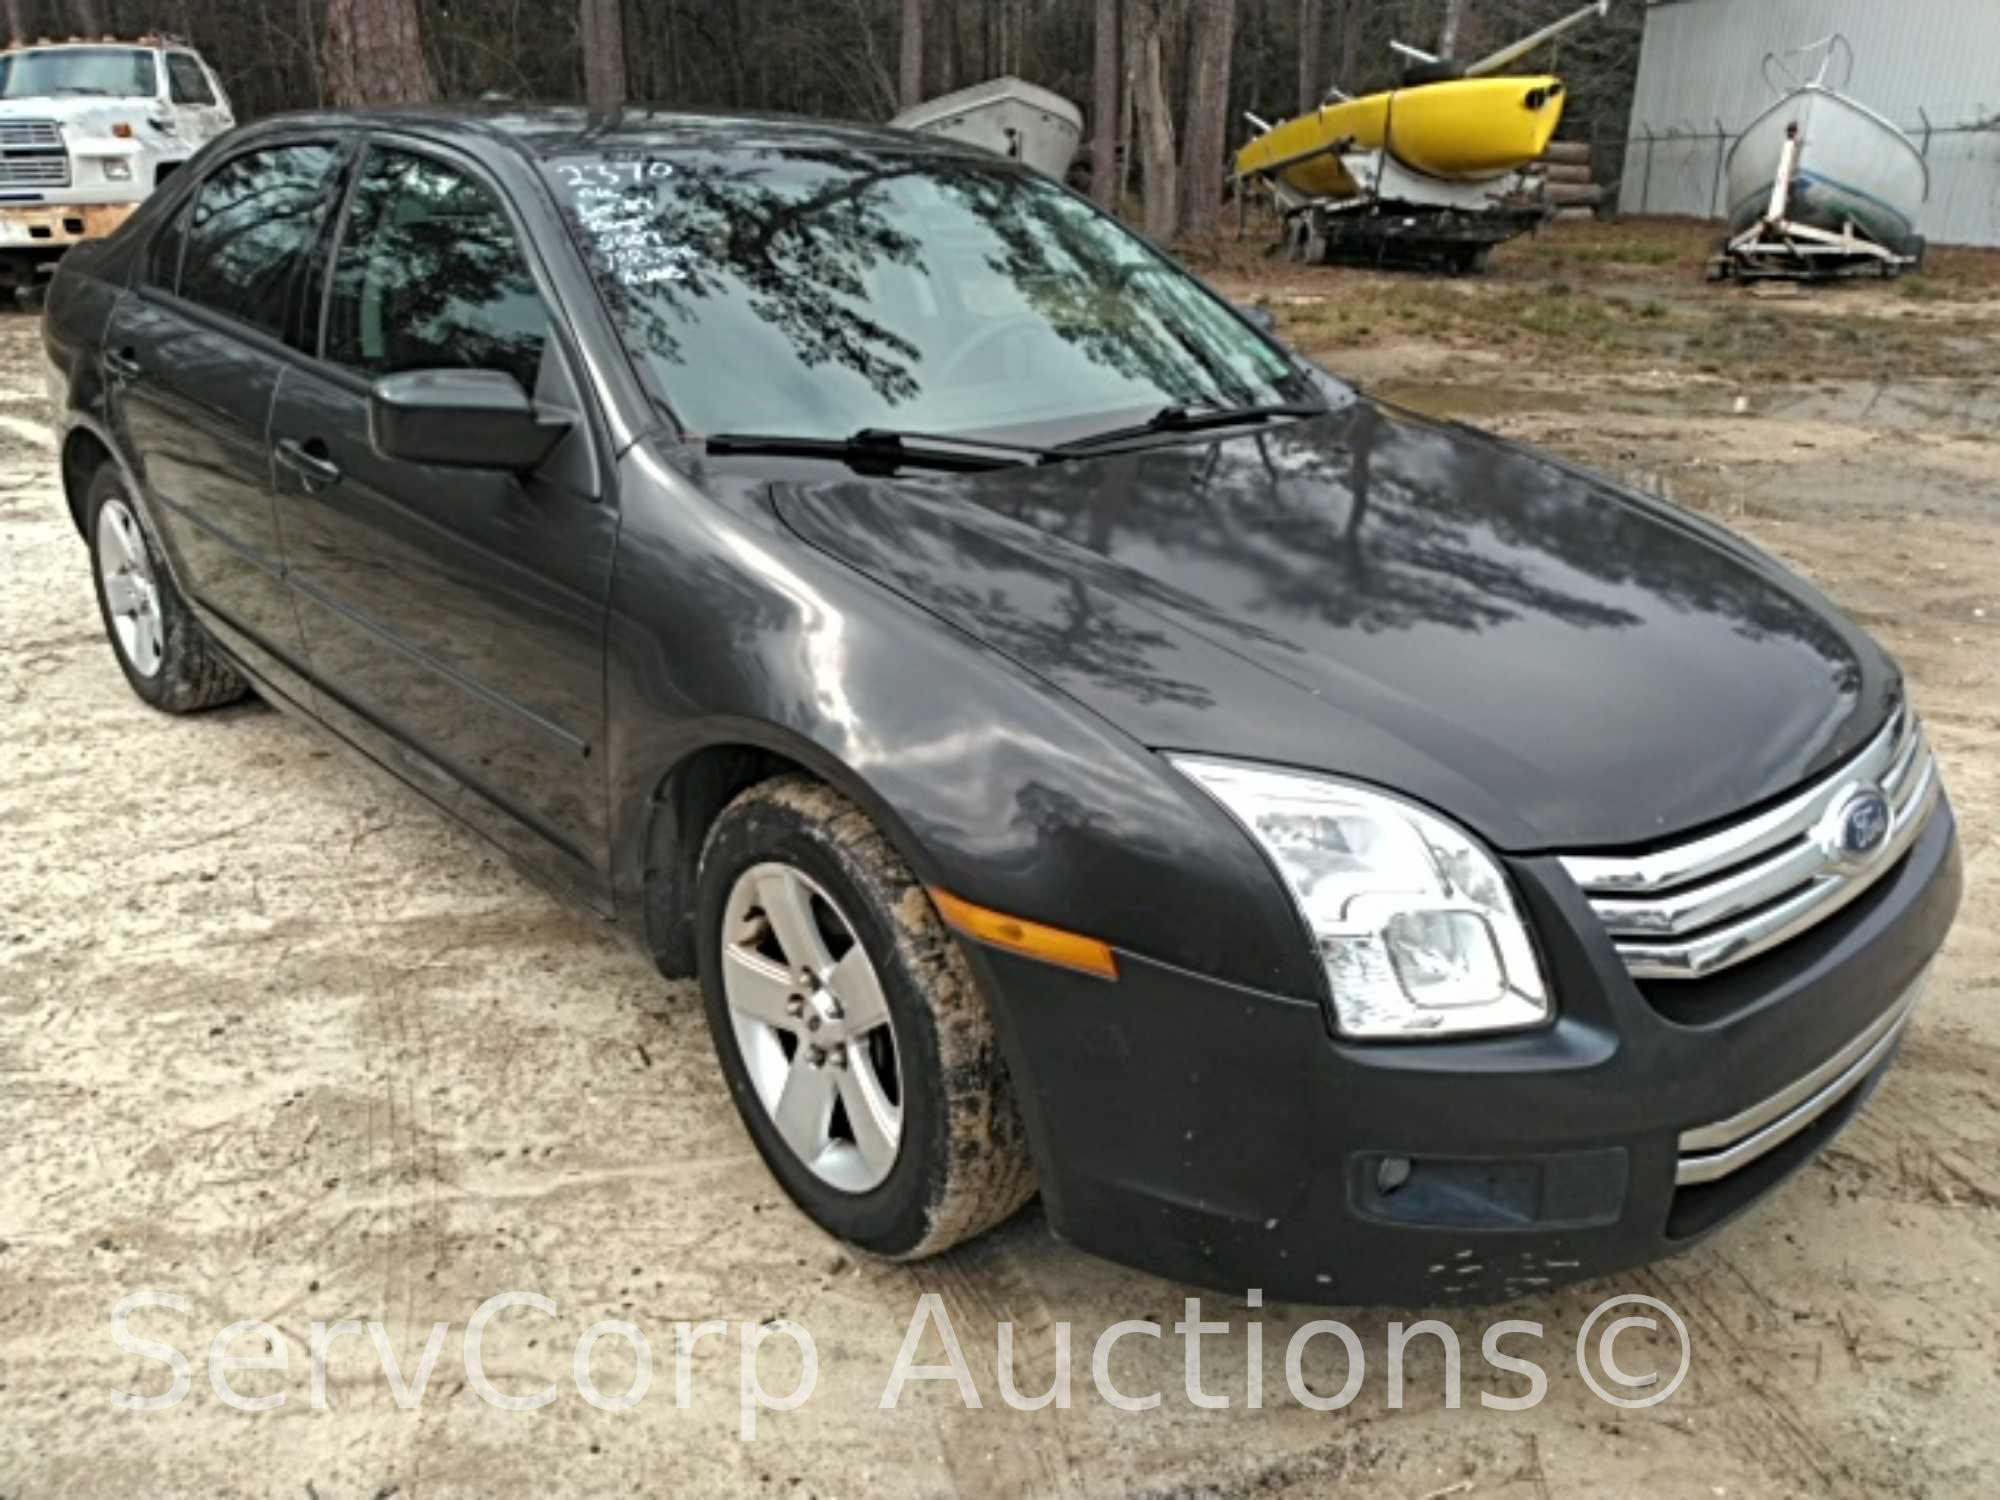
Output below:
[3,222,1997,1497]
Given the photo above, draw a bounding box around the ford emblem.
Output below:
[1820,784,1892,871]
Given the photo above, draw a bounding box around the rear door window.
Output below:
[179,142,340,337]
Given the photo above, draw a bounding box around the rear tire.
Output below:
[694,775,1036,1259]
[85,464,247,713]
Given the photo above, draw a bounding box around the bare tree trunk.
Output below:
[922,0,955,98]
[1296,0,1321,113]
[1439,0,1464,58]
[324,0,437,106]
[4,0,29,45]
[1128,0,1177,240]
[67,0,101,35]
[1118,30,1136,205]
[1091,0,1119,209]
[898,0,923,107]
[579,0,627,111]
[1178,0,1235,237]
[1334,0,1357,86]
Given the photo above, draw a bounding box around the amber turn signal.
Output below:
[929,889,1119,980]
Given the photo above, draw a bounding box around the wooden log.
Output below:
[1544,181,1605,207]
[1542,161,1594,185]
[1541,140,1591,165]
[1553,206,1599,222]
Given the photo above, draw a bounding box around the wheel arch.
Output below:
[61,422,118,540]
[635,723,945,981]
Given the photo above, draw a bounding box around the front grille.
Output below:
[0,156,71,187]
[0,119,62,150]
[1560,708,1941,980]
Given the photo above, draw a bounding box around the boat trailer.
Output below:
[1236,132,1549,274]
[1708,122,1923,282]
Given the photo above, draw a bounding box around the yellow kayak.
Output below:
[1236,75,1568,196]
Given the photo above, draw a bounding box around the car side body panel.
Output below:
[102,294,308,676]
[273,357,619,910]
[602,443,1328,1001]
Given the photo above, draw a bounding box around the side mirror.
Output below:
[368,369,571,473]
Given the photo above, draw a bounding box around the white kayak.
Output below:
[889,76,1084,180]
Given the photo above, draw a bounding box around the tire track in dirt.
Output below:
[900,1234,1086,1499]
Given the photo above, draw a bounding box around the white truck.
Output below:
[0,35,232,293]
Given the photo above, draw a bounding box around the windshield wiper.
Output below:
[703,427,1061,473]
[1054,400,1327,454]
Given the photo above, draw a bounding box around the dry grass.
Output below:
[1207,217,2000,385]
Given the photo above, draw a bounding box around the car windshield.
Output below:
[543,144,1315,441]
[0,46,157,99]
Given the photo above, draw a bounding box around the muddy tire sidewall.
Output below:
[694,776,1034,1259]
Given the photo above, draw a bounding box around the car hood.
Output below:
[770,399,1897,851]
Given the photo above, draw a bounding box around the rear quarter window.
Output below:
[178,142,339,337]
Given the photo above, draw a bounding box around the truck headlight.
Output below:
[101,158,133,181]
[1171,758,1551,1039]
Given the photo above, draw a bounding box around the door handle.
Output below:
[275,436,343,492]
[105,347,142,383]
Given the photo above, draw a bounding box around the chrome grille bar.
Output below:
[1560,709,1943,980]
[1675,968,1926,1185]
[0,157,72,187]
[0,119,62,150]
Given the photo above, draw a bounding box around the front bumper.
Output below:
[0,200,136,253]
[972,799,1961,1305]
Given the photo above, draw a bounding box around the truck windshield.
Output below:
[543,145,1312,441]
[0,47,157,99]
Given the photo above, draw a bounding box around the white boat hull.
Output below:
[1725,86,1927,253]
[890,76,1083,180]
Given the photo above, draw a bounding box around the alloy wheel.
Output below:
[720,862,903,1192]
[96,496,164,680]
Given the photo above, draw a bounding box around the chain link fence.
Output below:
[1584,111,2000,247]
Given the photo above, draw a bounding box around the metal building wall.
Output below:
[1619,0,2000,246]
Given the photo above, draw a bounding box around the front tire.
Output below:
[695,776,1036,1259]
[85,464,247,713]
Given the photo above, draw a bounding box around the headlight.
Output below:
[101,158,133,181]
[1172,758,1550,1040]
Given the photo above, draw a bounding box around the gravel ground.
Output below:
[3,226,1997,1498]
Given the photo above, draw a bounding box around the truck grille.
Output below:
[0,119,69,188]
[1560,708,1941,980]
[0,118,63,150]
[0,156,71,187]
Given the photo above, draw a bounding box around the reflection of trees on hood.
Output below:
[802,401,1860,698]
[557,145,1292,416]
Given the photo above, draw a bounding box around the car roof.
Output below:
[1,37,178,52]
[245,103,994,168]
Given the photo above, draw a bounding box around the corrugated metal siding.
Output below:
[1620,0,2000,246]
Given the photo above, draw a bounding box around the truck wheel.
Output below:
[85,464,247,712]
[694,775,1036,1259]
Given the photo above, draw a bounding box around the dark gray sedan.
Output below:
[44,106,1959,1303]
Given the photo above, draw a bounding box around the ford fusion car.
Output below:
[43,107,1960,1303]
